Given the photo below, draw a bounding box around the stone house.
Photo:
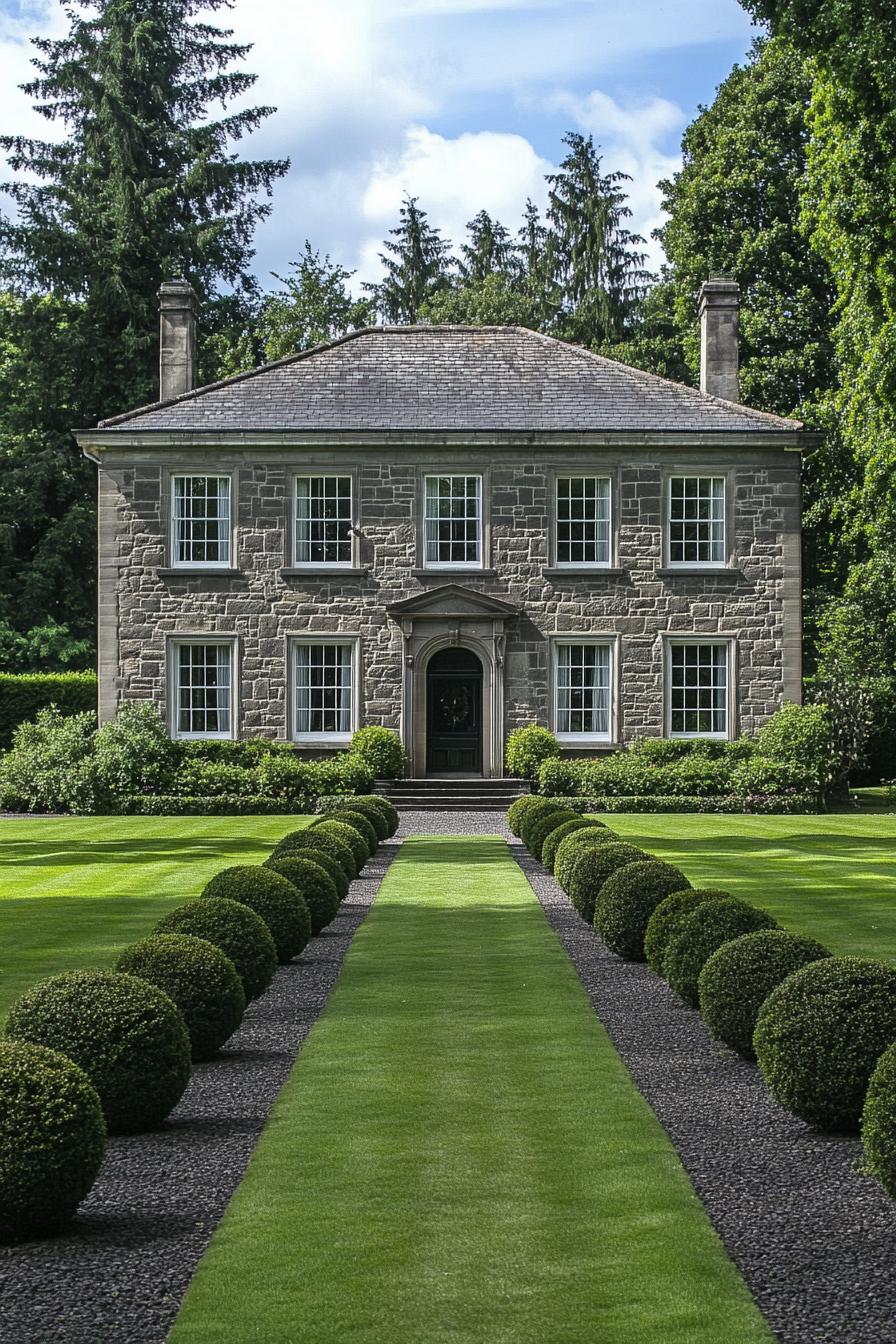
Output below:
[75,278,812,777]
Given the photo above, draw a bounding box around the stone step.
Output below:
[375,777,529,812]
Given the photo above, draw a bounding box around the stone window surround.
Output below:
[289,468,360,571]
[661,468,733,572]
[166,633,239,741]
[548,468,617,571]
[416,465,491,573]
[285,632,362,747]
[548,633,621,747]
[662,633,738,740]
[163,467,239,572]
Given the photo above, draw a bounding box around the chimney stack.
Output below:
[698,274,739,403]
[158,279,197,401]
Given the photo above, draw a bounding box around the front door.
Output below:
[426,647,483,774]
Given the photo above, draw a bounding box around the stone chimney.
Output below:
[698,274,739,402]
[158,279,197,401]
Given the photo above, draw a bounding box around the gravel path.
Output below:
[513,841,896,1344]
[0,841,399,1344]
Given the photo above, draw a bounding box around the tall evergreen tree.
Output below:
[458,210,517,283]
[365,195,453,323]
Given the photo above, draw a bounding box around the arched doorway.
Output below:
[426,647,483,774]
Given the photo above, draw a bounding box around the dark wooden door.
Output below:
[426,648,483,774]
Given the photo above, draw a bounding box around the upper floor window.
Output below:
[668,640,729,737]
[172,475,231,567]
[668,475,725,565]
[172,640,233,739]
[295,475,352,566]
[556,476,611,566]
[293,640,354,739]
[424,475,482,568]
[554,640,612,740]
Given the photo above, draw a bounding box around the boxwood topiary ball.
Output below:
[339,798,390,842]
[359,795,399,837]
[310,819,366,875]
[665,899,780,1008]
[526,808,579,861]
[862,1041,896,1198]
[594,861,692,962]
[541,817,594,873]
[201,865,311,963]
[567,842,647,925]
[264,856,339,934]
[269,846,348,902]
[116,933,246,1061]
[508,794,554,838]
[697,929,831,1059]
[554,827,617,894]
[0,1040,106,1243]
[271,828,356,884]
[5,970,191,1135]
[644,888,732,976]
[755,957,896,1133]
[155,897,277,1002]
[519,805,568,852]
[323,809,379,857]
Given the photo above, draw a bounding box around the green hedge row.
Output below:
[537,793,818,815]
[122,794,314,816]
[509,795,896,1202]
[0,672,96,749]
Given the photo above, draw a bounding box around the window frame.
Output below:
[291,472,356,569]
[664,636,735,740]
[421,472,485,571]
[169,472,235,570]
[552,473,613,569]
[168,636,237,741]
[665,473,728,569]
[288,634,361,746]
[549,635,618,745]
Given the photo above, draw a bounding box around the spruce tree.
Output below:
[458,211,517,283]
[365,196,453,323]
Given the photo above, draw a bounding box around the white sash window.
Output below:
[172,476,231,566]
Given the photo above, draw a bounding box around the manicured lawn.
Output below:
[603,813,896,961]
[169,836,770,1344]
[0,816,309,1021]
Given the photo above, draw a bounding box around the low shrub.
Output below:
[333,797,389,842]
[507,794,552,838]
[264,856,340,934]
[544,794,818,815]
[155,897,277,1002]
[322,808,379,857]
[310,818,367,874]
[5,970,191,1135]
[0,1040,106,1243]
[350,726,406,779]
[862,1042,896,1199]
[665,899,780,1007]
[643,888,731,976]
[754,958,896,1132]
[170,760,262,799]
[755,700,837,795]
[729,758,820,797]
[201,866,311,964]
[594,861,692,962]
[519,803,570,852]
[553,826,617,893]
[363,794,400,837]
[541,818,597,873]
[505,725,561,780]
[697,930,831,1059]
[116,934,246,1061]
[567,842,647,925]
[92,702,180,799]
[271,827,356,883]
[271,845,348,901]
[255,751,373,807]
[121,794,309,816]
[527,807,579,862]
[0,670,96,751]
[0,708,101,814]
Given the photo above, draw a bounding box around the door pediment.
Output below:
[386,583,519,622]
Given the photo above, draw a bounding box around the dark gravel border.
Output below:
[0,841,400,1344]
[513,841,896,1344]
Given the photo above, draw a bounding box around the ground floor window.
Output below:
[173,641,233,738]
[668,641,729,737]
[293,641,354,738]
[554,641,612,739]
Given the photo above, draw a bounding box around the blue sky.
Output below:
[0,0,762,290]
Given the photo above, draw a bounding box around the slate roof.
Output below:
[96,325,802,434]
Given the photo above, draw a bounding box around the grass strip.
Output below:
[169,835,771,1344]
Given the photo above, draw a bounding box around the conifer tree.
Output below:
[458,211,517,283]
[365,196,453,323]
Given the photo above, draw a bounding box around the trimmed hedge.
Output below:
[310,819,367,874]
[643,888,731,976]
[665,899,780,1007]
[364,794,400,837]
[271,827,356,883]
[0,1040,106,1243]
[0,671,97,751]
[116,933,246,1061]
[553,826,617,893]
[155,897,277,1002]
[567,842,647,926]
[263,856,340,934]
[534,793,818,815]
[323,808,379,857]
[122,794,312,816]
[541,817,597,873]
[201,866,312,963]
[5,970,191,1135]
[527,808,579,862]
[507,794,549,838]
[863,1042,896,1199]
[336,797,390,842]
[594,861,691,962]
[754,957,896,1132]
[697,929,831,1059]
[271,845,348,901]
[519,802,571,850]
